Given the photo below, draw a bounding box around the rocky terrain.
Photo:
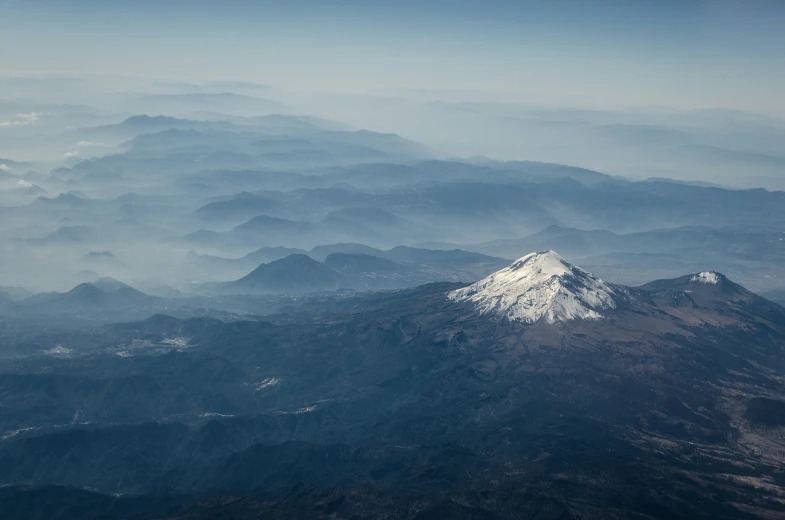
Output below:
[1,254,785,518]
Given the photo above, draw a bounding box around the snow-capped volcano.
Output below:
[448,251,623,324]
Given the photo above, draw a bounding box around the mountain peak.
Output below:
[509,250,572,277]
[227,254,342,294]
[641,270,754,304]
[448,251,622,324]
[690,271,723,285]
[67,282,106,298]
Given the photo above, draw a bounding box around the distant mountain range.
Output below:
[204,246,509,293]
[9,110,784,298]
[130,92,286,116]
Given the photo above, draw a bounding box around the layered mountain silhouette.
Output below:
[197,246,509,293]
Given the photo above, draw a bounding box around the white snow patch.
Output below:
[690,272,720,284]
[278,406,316,415]
[1,426,38,440]
[252,377,281,391]
[43,345,73,356]
[161,337,189,347]
[448,251,620,324]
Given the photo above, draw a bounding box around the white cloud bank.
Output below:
[0,112,41,127]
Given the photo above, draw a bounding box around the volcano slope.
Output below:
[2,252,785,519]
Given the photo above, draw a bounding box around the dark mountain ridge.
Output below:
[224,254,344,293]
[3,254,785,518]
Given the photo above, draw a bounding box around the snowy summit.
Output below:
[690,271,720,284]
[448,251,622,324]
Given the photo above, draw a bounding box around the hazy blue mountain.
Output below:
[383,245,503,267]
[31,225,103,244]
[763,289,785,306]
[130,92,286,116]
[223,254,344,294]
[76,115,228,143]
[83,251,127,269]
[195,193,290,223]
[200,244,510,293]
[18,281,159,316]
[324,252,410,275]
[309,243,384,261]
[322,207,418,239]
[231,215,310,237]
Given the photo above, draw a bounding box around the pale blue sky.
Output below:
[1,0,783,114]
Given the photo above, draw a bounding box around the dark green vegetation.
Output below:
[2,270,785,519]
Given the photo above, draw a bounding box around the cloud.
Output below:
[76,140,104,147]
[63,151,81,159]
[0,164,10,171]
[0,112,41,127]
[17,179,33,188]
